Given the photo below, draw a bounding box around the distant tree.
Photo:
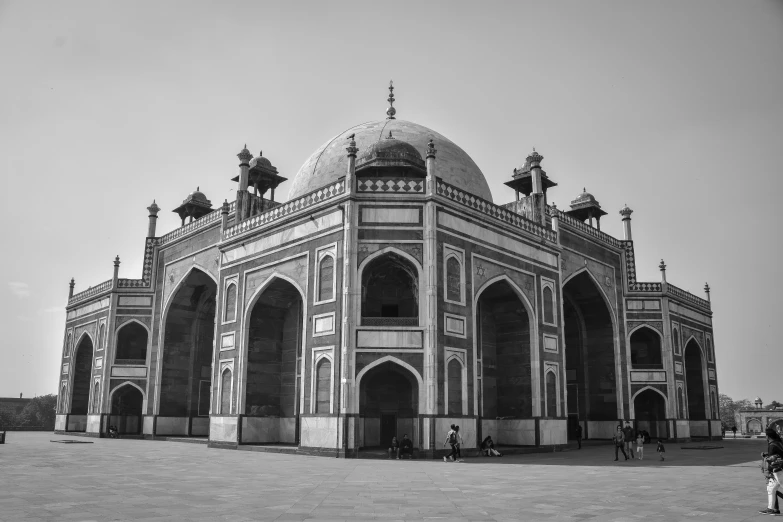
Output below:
[719,394,752,429]
[766,401,783,410]
[0,408,15,429]
[16,395,57,430]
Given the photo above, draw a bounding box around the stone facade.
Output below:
[55,97,720,453]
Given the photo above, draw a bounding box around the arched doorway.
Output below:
[359,361,419,449]
[683,340,706,420]
[243,278,303,444]
[563,271,617,439]
[748,419,762,435]
[159,268,217,436]
[477,279,533,423]
[69,335,94,432]
[630,327,662,369]
[115,321,148,363]
[634,388,667,439]
[110,385,143,435]
[361,252,419,327]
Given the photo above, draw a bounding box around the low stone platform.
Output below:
[0,432,771,521]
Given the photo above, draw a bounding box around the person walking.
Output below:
[622,421,635,458]
[574,424,583,449]
[614,425,628,461]
[759,427,783,516]
[656,439,665,461]
[443,424,459,462]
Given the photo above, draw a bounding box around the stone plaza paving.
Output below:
[0,432,774,521]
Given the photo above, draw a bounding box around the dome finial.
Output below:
[386,80,396,120]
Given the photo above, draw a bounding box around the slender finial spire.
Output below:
[386,80,396,120]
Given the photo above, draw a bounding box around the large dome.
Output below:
[288,120,493,202]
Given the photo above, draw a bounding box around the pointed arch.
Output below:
[241,272,307,416]
[355,355,425,414]
[631,385,668,406]
[562,267,617,321]
[683,334,705,360]
[109,381,146,403]
[114,318,150,362]
[358,247,423,327]
[445,352,468,416]
[474,274,541,417]
[628,325,663,368]
[155,265,218,417]
[219,367,233,414]
[316,252,336,303]
[73,330,95,353]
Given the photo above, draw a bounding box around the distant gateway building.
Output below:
[55,86,721,455]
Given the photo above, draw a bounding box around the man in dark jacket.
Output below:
[574,424,583,449]
[622,421,635,457]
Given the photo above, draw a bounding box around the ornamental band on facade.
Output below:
[56,85,720,456]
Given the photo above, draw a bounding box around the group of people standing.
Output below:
[613,421,665,461]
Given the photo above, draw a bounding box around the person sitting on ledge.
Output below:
[481,435,502,457]
[400,434,413,459]
[388,436,400,459]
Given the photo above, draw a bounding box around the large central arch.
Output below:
[474,276,538,446]
[242,276,304,444]
[109,383,144,435]
[563,270,619,440]
[157,267,217,436]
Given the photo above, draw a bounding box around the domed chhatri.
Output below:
[355,130,426,177]
[172,186,213,226]
[289,119,493,202]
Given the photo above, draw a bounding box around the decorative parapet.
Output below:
[667,283,711,310]
[357,178,424,193]
[630,282,663,292]
[551,206,622,248]
[68,279,112,305]
[224,180,345,240]
[116,237,157,289]
[437,179,557,243]
[158,202,233,246]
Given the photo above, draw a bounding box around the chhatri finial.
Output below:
[386,80,396,120]
[387,130,394,139]
[426,138,437,159]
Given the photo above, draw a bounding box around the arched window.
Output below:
[445,256,461,302]
[677,387,685,418]
[224,283,237,322]
[315,358,332,414]
[630,327,663,368]
[115,322,148,362]
[672,328,680,355]
[543,286,555,324]
[318,256,334,302]
[64,333,71,358]
[447,358,462,414]
[58,384,66,413]
[361,253,418,326]
[220,369,232,414]
[91,381,101,413]
[545,371,557,417]
[97,324,105,351]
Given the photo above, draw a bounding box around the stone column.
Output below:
[550,203,560,245]
[236,146,252,221]
[220,200,230,231]
[112,256,120,287]
[422,140,438,455]
[620,205,633,241]
[339,136,359,456]
[527,150,546,226]
[147,200,160,237]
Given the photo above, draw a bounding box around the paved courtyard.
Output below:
[0,432,774,521]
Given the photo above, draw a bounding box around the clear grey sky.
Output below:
[1,1,781,403]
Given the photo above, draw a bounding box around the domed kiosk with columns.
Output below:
[55,84,721,455]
